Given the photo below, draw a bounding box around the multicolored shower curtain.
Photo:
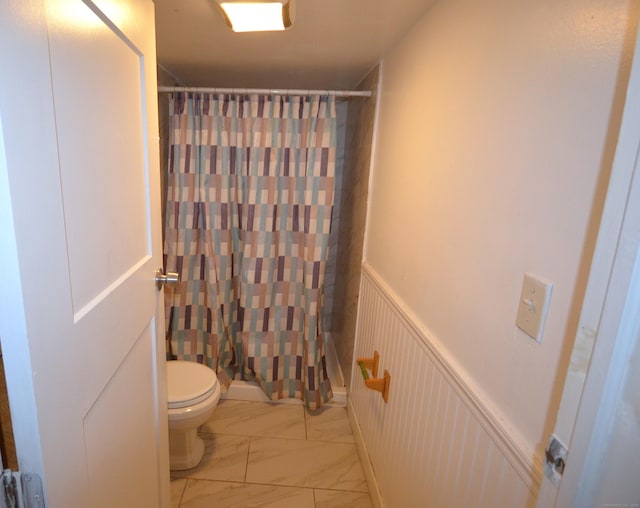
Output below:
[164,92,336,408]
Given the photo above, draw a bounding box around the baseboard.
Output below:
[347,398,384,508]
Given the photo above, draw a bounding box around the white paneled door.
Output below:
[0,1,169,507]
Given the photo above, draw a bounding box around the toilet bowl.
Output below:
[167,360,221,471]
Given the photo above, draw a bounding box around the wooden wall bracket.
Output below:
[357,350,379,378]
[357,350,390,403]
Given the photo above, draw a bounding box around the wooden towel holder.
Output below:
[357,350,390,403]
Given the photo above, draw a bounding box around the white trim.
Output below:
[0,101,45,479]
[361,62,383,263]
[347,398,385,508]
[536,22,640,508]
[575,215,640,505]
[361,262,543,493]
[555,89,640,507]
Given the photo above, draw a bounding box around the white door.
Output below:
[0,0,169,507]
[536,22,640,508]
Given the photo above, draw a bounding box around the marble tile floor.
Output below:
[171,400,373,508]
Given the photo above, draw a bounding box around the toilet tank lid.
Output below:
[166,360,219,406]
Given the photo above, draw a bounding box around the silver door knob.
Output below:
[155,269,179,290]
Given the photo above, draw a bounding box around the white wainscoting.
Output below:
[350,264,540,508]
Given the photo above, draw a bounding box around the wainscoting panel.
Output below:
[350,264,538,508]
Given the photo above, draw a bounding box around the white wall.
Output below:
[365,0,639,462]
[352,267,537,506]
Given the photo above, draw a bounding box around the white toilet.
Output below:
[166,360,221,471]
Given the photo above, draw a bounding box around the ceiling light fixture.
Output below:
[216,0,295,33]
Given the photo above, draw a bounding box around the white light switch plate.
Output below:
[516,273,553,342]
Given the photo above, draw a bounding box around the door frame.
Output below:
[0,102,45,479]
[537,21,640,507]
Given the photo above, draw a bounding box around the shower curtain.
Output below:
[164,92,336,408]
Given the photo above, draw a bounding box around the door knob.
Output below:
[155,269,179,290]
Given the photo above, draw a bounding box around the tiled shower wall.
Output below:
[320,101,347,335]
[329,67,379,389]
[156,66,177,237]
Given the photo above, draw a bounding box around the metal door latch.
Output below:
[545,447,565,474]
[0,469,44,508]
[544,435,568,483]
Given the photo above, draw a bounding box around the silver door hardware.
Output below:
[0,469,44,508]
[155,269,179,290]
[545,447,565,474]
[544,434,568,484]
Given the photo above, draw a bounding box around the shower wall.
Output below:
[156,66,176,236]
[321,101,347,334]
[330,66,379,389]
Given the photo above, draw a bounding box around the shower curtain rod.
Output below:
[157,85,372,98]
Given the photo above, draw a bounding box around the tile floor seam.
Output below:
[184,478,247,486]
[241,478,370,494]
[309,486,370,494]
[182,478,368,495]
[177,479,187,508]
[243,436,252,483]
[238,477,366,492]
[247,436,360,448]
[204,432,308,440]
[302,438,357,445]
[209,478,320,493]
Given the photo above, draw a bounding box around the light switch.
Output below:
[516,273,553,342]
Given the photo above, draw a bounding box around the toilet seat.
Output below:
[167,360,219,409]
